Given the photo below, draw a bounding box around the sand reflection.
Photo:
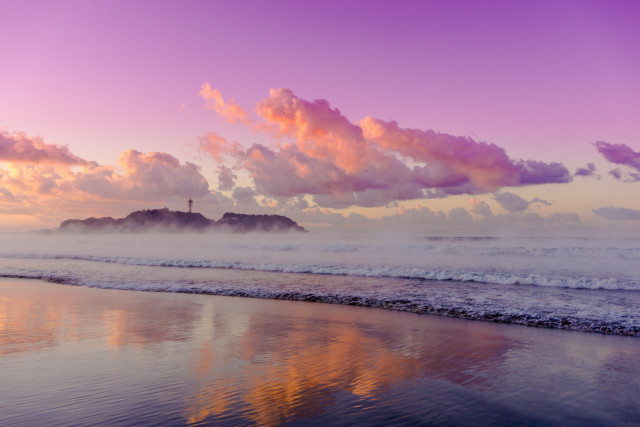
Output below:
[0,279,201,355]
[3,279,640,426]
[183,299,512,425]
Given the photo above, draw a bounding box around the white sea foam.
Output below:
[0,248,637,290]
[1,233,639,335]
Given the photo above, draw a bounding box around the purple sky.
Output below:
[1,0,639,233]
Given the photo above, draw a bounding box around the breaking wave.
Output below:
[1,234,639,337]
[228,242,640,259]
[1,252,638,291]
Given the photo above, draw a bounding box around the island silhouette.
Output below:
[59,208,308,233]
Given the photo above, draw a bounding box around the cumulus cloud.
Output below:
[198,132,244,163]
[304,203,582,234]
[595,141,640,170]
[0,187,17,202]
[493,192,530,213]
[199,83,250,123]
[200,87,573,209]
[609,169,623,180]
[595,141,640,182]
[491,192,552,213]
[217,165,236,191]
[362,118,570,190]
[513,160,571,185]
[231,186,257,206]
[448,207,474,225]
[1,132,212,223]
[624,172,639,182]
[469,197,494,218]
[574,162,599,178]
[593,207,640,221]
[531,198,552,207]
[73,150,210,201]
[0,130,87,165]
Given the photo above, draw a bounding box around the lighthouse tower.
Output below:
[188,198,193,213]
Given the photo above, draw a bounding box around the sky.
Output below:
[1,0,639,234]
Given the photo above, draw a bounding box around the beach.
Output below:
[4,0,640,424]
[1,233,639,336]
[2,277,639,426]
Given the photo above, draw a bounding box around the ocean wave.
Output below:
[2,271,638,337]
[1,252,637,291]
[222,242,640,259]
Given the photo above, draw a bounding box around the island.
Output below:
[59,208,308,233]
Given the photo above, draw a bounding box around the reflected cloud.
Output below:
[4,279,639,426]
[182,301,512,425]
[0,280,202,355]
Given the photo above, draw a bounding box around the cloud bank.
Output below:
[200,86,572,209]
[0,132,211,221]
[200,83,250,124]
[4,87,634,232]
[593,207,640,221]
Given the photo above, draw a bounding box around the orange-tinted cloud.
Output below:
[0,132,211,223]
[201,87,572,209]
[198,132,244,163]
[199,83,250,123]
[361,117,517,190]
[0,130,87,165]
[73,149,210,201]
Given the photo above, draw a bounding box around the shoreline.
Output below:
[2,277,640,425]
[2,273,639,337]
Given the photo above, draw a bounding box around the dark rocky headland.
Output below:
[59,208,308,233]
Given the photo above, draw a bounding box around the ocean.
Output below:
[1,232,639,336]
[2,232,640,425]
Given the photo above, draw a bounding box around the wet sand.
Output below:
[1,277,639,425]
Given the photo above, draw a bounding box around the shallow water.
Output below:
[1,233,639,335]
[1,279,639,425]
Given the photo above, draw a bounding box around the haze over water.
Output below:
[1,232,639,335]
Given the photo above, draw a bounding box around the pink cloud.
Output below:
[199,83,250,124]
[0,187,17,202]
[200,87,573,209]
[361,117,520,190]
[0,130,87,165]
[595,141,640,182]
[256,88,371,173]
[73,150,210,201]
[0,163,66,195]
[199,132,244,163]
[595,141,640,170]
[1,135,212,223]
